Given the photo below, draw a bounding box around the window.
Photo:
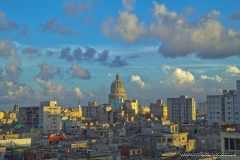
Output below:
[167,138,172,142]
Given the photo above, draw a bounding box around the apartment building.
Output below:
[167,95,196,123]
[19,106,40,127]
[150,99,168,120]
[39,101,62,134]
[198,101,207,115]
[207,90,238,125]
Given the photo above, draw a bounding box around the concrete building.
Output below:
[19,106,40,127]
[133,133,195,153]
[125,99,138,114]
[39,101,62,134]
[108,73,127,103]
[167,95,196,123]
[220,131,240,157]
[199,101,207,116]
[82,102,105,120]
[207,89,238,125]
[237,80,240,125]
[150,99,168,120]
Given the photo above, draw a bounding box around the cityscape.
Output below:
[0,0,240,160]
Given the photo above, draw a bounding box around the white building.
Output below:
[39,101,62,134]
[237,80,240,125]
[206,95,224,125]
[167,95,196,123]
[207,89,238,125]
[198,101,207,115]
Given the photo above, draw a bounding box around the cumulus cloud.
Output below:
[73,87,84,99]
[109,56,129,67]
[59,47,74,61]
[200,75,224,82]
[102,11,147,43]
[17,23,30,39]
[220,65,240,78]
[0,41,15,58]
[150,2,240,59]
[0,10,18,31]
[40,18,79,36]
[161,66,195,84]
[131,75,145,88]
[95,50,109,65]
[62,0,92,17]
[0,81,25,97]
[228,12,240,21]
[108,73,112,77]
[0,41,22,79]
[35,62,55,81]
[35,78,64,96]
[71,63,91,79]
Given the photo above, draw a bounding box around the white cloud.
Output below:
[150,2,240,59]
[225,65,240,75]
[71,63,91,79]
[73,87,84,99]
[35,78,64,95]
[131,75,145,88]
[108,73,112,77]
[0,81,25,97]
[102,11,147,43]
[200,75,224,82]
[162,66,195,84]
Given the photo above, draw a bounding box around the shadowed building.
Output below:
[108,73,127,103]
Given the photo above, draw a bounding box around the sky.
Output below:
[0,0,240,110]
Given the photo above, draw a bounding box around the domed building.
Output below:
[108,73,127,103]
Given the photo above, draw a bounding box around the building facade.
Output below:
[150,99,168,120]
[167,95,196,123]
[198,101,207,116]
[125,99,138,114]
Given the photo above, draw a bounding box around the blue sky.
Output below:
[0,0,240,109]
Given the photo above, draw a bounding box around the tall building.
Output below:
[237,80,240,125]
[19,106,40,127]
[108,73,127,103]
[198,101,207,115]
[167,95,196,123]
[150,99,168,120]
[39,101,62,134]
[207,89,238,125]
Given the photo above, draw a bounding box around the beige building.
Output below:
[167,95,196,123]
[40,101,62,134]
[138,105,150,114]
[108,73,127,103]
[150,99,168,120]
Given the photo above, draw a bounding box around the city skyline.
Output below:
[0,0,240,109]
